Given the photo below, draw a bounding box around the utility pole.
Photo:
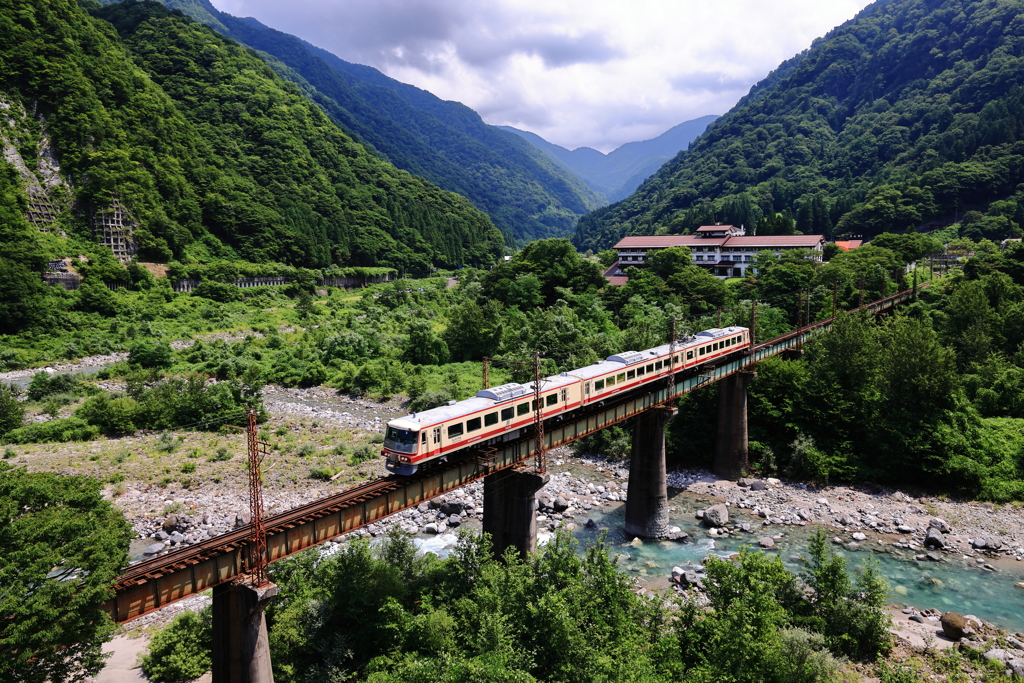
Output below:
[665,318,677,404]
[482,357,490,390]
[533,351,545,474]
[750,300,757,345]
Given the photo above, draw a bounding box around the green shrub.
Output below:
[296,443,316,457]
[208,447,232,462]
[141,608,212,681]
[156,432,178,453]
[0,384,25,435]
[407,388,454,413]
[181,462,196,474]
[128,340,174,368]
[3,417,100,444]
[349,444,378,465]
[76,394,138,435]
[309,466,336,481]
[26,372,80,401]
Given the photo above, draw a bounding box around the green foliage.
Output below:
[141,607,212,681]
[0,0,500,285]
[76,394,139,435]
[0,465,131,682]
[128,340,174,368]
[575,0,1024,251]
[0,165,57,333]
[3,417,101,445]
[180,2,601,246]
[349,444,377,465]
[0,384,26,435]
[483,239,606,307]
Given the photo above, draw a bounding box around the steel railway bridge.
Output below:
[102,283,932,681]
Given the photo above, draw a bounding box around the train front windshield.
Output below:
[384,426,419,454]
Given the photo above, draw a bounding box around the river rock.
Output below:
[703,504,729,528]
[758,537,775,549]
[439,501,464,515]
[852,532,867,541]
[162,514,178,531]
[925,527,946,549]
[553,496,570,512]
[940,612,974,640]
[423,522,439,534]
[973,537,991,549]
[985,649,1012,664]
[235,509,252,527]
[839,514,857,526]
[738,478,754,487]
[750,480,767,491]
[143,543,165,555]
[447,515,461,527]
[929,517,952,533]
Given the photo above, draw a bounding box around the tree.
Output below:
[483,239,605,307]
[646,246,692,280]
[0,465,132,682]
[0,384,25,435]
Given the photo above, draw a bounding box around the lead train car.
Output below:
[382,326,750,475]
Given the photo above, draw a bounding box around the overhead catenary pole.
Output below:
[246,408,268,587]
[665,318,677,404]
[533,351,546,474]
[482,357,490,390]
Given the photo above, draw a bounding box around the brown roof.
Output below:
[614,234,824,249]
[835,240,863,251]
[696,225,736,232]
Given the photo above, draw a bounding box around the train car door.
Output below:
[584,381,591,404]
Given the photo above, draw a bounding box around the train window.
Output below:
[655,361,662,370]
[636,366,645,376]
[501,407,514,421]
[447,423,464,438]
[616,373,625,382]
[546,394,558,406]
[467,417,481,432]
[626,369,636,379]
[517,402,530,416]
[687,351,693,360]
[646,363,654,373]
[421,432,427,445]
[433,427,441,443]
[714,342,720,351]
[606,375,615,387]
[595,379,605,391]
[699,347,706,355]
[485,412,499,426]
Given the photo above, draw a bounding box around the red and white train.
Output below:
[382,325,751,475]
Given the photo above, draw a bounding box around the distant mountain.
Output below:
[0,0,501,272]
[129,0,604,245]
[574,0,1024,252]
[500,115,719,202]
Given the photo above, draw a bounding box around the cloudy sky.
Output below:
[210,0,875,152]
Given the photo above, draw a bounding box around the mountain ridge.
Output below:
[500,115,719,202]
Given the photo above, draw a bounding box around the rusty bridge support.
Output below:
[624,406,676,538]
[713,370,756,480]
[212,580,278,683]
[483,467,549,560]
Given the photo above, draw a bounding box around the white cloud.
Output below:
[211,0,874,152]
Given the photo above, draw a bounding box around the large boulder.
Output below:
[552,496,570,512]
[924,527,946,549]
[162,513,179,531]
[703,504,729,528]
[758,537,775,549]
[439,501,464,515]
[929,517,952,533]
[235,509,251,527]
[940,612,974,640]
[749,480,767,491]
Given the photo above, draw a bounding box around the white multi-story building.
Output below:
[606,225,826,282]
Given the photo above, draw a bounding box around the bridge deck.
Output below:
[104,285,924,622]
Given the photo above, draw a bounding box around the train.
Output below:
[382,325,752,475]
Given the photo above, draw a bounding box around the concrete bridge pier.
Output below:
[624,406,677,538]
[212,580,278,683]
[483,467,549,560]
[713,370,757,480]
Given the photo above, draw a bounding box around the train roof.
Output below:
[565,359,627,380]
[695,326,746,339]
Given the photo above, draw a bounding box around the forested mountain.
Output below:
[130,0,604,245]
[501,115,719,202]
[574,0,1024,252]
[0,0,502,271]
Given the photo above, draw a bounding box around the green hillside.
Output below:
[0,0,501,272]
[130,0,604,245]
[575,0,1024,251]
